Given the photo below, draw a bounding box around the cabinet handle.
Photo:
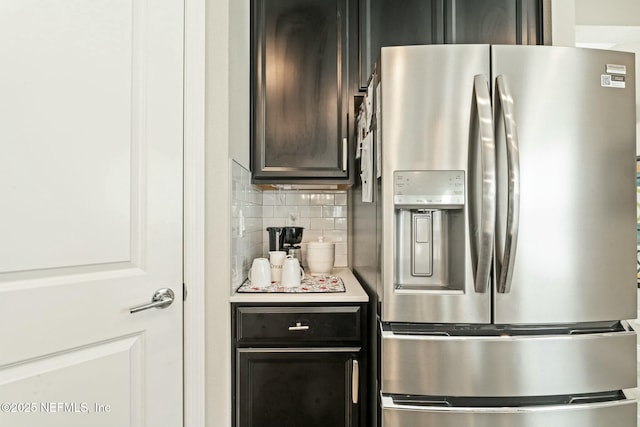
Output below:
[288,322,309,331]
[342,138,348,171]
[352,359,359,404]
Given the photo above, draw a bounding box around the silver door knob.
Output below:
[130,288,175,314]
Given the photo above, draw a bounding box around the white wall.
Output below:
[229,0,251,169]
[575,0,640,26]
[205,0,252,424]
[205,0,236,426]
[552,0,640,153]
[550,0,576,46]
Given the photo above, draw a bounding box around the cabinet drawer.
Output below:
[236,306,361,344]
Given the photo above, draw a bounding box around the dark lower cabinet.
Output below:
[237,350,360,427]
[233,303,368,427]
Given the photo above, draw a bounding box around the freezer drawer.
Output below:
[381,324,636,397]
[381,394,637,427]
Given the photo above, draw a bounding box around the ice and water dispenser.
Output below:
[394,171,465,291]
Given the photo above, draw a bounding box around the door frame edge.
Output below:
[184,0,207,425]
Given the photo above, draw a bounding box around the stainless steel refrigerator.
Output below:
[352,44,638,426]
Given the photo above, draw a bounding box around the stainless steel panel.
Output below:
[380,327,636,397]
[380,44,491,323]
[491,46,637,324]
[393,170,465,207]
[381,394,637,427]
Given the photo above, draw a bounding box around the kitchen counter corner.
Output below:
[230,268,369,303]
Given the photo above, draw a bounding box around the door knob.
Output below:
[130,288,175,314]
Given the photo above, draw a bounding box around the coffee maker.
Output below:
[266,226,304,263]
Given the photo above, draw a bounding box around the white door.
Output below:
[0,1,184,426]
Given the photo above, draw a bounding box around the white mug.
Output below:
[268,251,287,283]
[281,255,304,287]
[248,258,271,287]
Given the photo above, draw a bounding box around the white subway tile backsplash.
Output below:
[310,193,335,205]
[261,205,274,218]
[335,254,348,267]
[243,205,263,218]
[263,192,286,206]
[286,211,301,226]
[286,193,310,206]
[231,161,264,292]
[266,217,287,227]
[322,205,347,218]
[232,179,352,289]
[310,217,335,230]
[273,205,297,218]
[244,217,263,233]
[298,217,311,230]
[263,191,349,240]
[245,188,262,205]
[299,205,323,218]
[232,181,242,199]
[303,229,323,242]
[335,192,347,206]
[323,230,347,242]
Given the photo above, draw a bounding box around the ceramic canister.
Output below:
[306,236,335,275]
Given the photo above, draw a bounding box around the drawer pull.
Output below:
[288,322,310,331]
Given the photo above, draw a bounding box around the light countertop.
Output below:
[230,267,369,303]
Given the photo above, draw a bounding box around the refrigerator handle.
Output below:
[495,75,521,294]
[470,75,496,293]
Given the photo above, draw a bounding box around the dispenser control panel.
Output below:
[393,170,464,207]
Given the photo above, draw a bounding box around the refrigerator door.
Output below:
[381,394,637,427]
[491,45,637,324]
[380,44,494,323]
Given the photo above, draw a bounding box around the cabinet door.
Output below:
[359,0,443,89]
[237,349,360,427]
[444,0,542,45]
[252,0,349,182]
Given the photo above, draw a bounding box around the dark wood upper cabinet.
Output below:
[251,0,543,183]
[444,0,542,45]
[358,0,543,88]
[252,0,353,184]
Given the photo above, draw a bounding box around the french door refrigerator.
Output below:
[352,44,638,426]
